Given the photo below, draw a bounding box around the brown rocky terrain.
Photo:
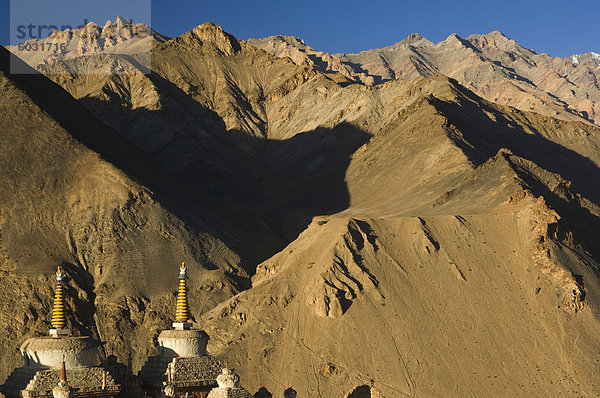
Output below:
[198,73,600,397]
[2,22,600,397]
[249,31,600,126]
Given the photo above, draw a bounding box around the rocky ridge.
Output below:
[249,31,600,126]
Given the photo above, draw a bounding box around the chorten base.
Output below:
[157,329,208,357]
[172,322,193,330]
[49,328,71,337]
[21,335,100,369]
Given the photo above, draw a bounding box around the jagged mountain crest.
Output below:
[249,30,600,126]
[7,16,169,70]
[172,22,242,55]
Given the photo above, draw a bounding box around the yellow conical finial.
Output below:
[51,267,66,328]
[50,267,70,337]
[174,262,191,329]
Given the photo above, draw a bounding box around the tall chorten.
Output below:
[138,262,222,397]
[0,266,120,398]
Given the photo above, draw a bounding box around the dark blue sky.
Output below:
[1,0,598,57]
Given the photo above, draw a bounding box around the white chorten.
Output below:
[206,368,251,398]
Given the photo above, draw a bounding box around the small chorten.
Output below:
[173,262,192,330]
[49,267,70,337]
[51,361,72,398]
[206,368,250,398]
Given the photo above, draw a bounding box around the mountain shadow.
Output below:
[2,47,371,275]
[70,61,372,269]
[428,82,600,207]
[428,84,600,286]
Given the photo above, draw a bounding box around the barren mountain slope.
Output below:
[250,31,600,126]
[198,77,600,396]
[34,23,369,240]
[0,47,264,380]
[203,210,600,397]
[37,23,321,138]
[34,23,321,184]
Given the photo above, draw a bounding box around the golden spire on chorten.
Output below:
[50,267,70,337]
[173,262,192,330]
